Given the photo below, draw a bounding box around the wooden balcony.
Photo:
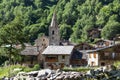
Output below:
[45,58,58,62]
[70,59,87,65]
[100,56,120,60]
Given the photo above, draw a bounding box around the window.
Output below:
[104,52,109,56]
[52,37,54,39]
[89,54,92,58]
[91,61,95,66]
[62,55,65,59]
[52,30,54,35]
[43,39,45,41]
[94,53,96,58]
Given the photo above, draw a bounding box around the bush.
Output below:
[114,61,120,67]
[0,64,41,78]
[33,64,40,70]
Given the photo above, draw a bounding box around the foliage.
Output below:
[33,64,40,70]
[0,64,40,78]
[60,23,73,40]
[0,15,27,64]
[114,61,120,67]
[101,20,120,39]
[0,0,120,43]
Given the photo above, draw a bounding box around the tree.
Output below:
[60,23,73,40]
[101,20,120,39]
[0,15,27,64]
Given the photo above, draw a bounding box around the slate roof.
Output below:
[86,43,120,53]
[50,12,58,27]
[20,45,39,56]
[42,46,74,55]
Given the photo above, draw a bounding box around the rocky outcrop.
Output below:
[7,65,120,80]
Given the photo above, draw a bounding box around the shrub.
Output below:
[33,64,40,70]
[114,61,120,68]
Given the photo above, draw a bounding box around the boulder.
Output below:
[37,69,52,78]
[55,75,64,80]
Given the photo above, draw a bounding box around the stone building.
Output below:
[20,12,61,66]
[34,12,60,50]
[87,28,101,39]
[94,39,115,48]
[49,12,60,45]
[87,43,120,66]
[20,43,39,66]
[42,46,74,69]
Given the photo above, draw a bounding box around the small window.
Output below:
[62,55,65,59]
[89,54,92,58]
[52,37,54,39]
[43,39,45,41]
[52,30,54,35]
[94,53,96,58]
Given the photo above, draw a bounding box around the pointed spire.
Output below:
[50,11,58,27]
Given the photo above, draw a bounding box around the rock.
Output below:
[37,69,52,78]
[27,71,39,75]
[27,71,39,77]
[109,70,118,75]
[55,75,64,80]
[63,75,70,80]
[56,69,62,73]
[69,74,75,79]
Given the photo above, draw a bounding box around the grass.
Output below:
[62,66,92,72]
[0,64,40,78]
[114,61,120,68]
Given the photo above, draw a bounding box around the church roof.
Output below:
[42,46,74,55]
[50,12,58,27]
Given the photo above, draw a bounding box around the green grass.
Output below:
[114,61,120,67]
[62,67,91,72]
[0,64,40,78]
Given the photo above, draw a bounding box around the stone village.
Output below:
[20,12,120,69]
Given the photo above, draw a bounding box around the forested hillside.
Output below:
[0,0,120,44]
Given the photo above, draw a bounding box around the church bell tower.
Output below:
[49,12,60,45]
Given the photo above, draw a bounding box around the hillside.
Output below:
[0,0,120,44]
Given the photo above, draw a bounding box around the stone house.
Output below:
[20,43,39,67]
[87,28,101,39]
[70,43,95,67]
[34,35,49,62]
[70,49,88,67]
[20,12,60,66]
[42,46,74,69]
[94,39,115,48]
[75,43,95,50]
[87,43,120,66]
[35,34,49,49]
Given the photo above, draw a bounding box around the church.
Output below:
[35,12,60,48]
[20,12,62,67]
[20,12,84,68]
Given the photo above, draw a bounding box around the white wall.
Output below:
[88,53,99,66]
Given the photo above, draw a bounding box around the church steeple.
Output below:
[49,11,60,45]
[50,11,58,27]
